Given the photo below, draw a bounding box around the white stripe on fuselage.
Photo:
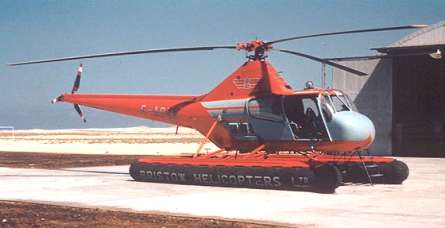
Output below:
[201,98,249,110]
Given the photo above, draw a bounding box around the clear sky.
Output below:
[1,0,444,129]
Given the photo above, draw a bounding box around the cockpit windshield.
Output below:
[331,95,350,112]
[328,93,356,112]
[341,94,357,111]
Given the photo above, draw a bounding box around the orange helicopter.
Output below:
[10,25,423,192]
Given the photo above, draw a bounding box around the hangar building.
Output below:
[332,20,445,157]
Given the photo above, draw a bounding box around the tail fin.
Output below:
[202,60,293,101]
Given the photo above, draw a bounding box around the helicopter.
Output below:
[10,25,424,192]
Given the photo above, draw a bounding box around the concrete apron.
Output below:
[0,157,444,228]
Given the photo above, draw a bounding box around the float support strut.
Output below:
[194,116,219,157]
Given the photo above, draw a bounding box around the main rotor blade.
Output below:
[323,48,445,61]
[8,46,236,66]
[323,55,389,61]
[275,49,367,76]
[266,24,428,45]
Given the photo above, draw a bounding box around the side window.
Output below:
[226,122,253,135]
[248,97,283,122]
[301,97,320,117]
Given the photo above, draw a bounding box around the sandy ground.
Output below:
[0,152,148,169]
[0,127,218,155]
[0,201,286,228]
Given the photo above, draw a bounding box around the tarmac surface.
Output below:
[1,157,444,228]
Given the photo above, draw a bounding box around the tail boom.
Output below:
[57,93,198,125]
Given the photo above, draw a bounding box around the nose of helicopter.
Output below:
[327,111,375,149]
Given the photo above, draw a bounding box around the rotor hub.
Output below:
[236,39,273,60]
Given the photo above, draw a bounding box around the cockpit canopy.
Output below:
[320,91,356,122]
[222,89,374,152]
[245,90,357,141]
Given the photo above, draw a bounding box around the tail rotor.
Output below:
[71,64,83,94]
[52,64,87,123]
[71,64,86,123]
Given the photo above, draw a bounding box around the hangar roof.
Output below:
[373,20,445,55]
[391,20,445,47]
[372,43,445,55]
[325,21,445,60]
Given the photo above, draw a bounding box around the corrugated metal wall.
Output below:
[332,59,393,155]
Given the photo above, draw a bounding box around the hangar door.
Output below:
[392,55,445,157]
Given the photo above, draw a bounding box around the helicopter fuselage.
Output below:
[58,59,375,153]
[196,90,374,152]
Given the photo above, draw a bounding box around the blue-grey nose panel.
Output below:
[326,111,375,141]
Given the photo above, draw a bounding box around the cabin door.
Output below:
[283,95,330,140]
[247,96,295,141]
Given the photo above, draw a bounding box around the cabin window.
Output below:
[283,95,329,139]
[302,97,320,116]
[227,122,253,135]
[248,96,283,122]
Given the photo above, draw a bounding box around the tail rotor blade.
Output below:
[71,64,83,94]
[74,104,86,123]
